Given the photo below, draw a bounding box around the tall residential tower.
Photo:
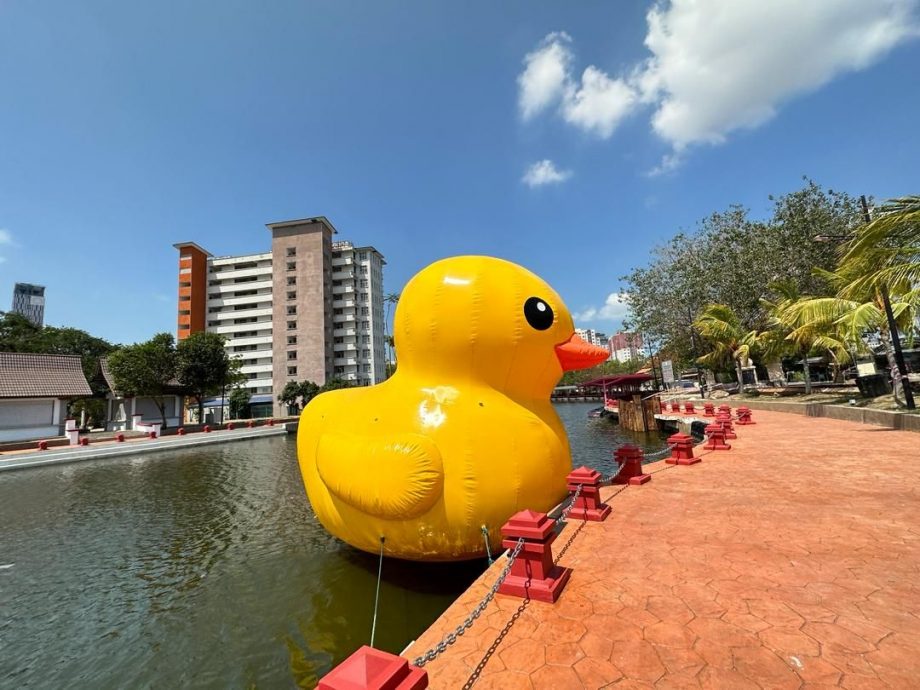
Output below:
[11,283,46,326]
[174,216,385,417]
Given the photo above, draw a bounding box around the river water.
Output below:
[0,402,665,689]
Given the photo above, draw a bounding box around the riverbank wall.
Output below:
[0,424,293,473]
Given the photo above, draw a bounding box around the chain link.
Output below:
[557,483,583,523]
[643,444,677,459]
[413,537,525,668]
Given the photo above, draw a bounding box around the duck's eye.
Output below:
[524,297,554,330]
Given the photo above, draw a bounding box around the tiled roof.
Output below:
[98,356,184,397]
[0,352,93,398]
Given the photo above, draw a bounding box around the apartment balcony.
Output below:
[334,357,358,367]
[331,256,353,267]
[332,269,354,281]
[209,306,273,321]
[226,335,273,348]
[332,298,356,309]
[333,327,356,337]
[333,342,357,353]
[331,285,355,296]
[209,266,272,281]
[207,279,273,294]
[239,363,274,375]
[212,322,274,336]
[207,292,273,308]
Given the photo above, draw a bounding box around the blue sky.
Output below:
[2,1,919,344]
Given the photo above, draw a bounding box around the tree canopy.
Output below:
[176,331,241,423]
[107,333,178,426]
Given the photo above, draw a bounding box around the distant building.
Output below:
[174,216,386,418]
[607,332,642,363]
[11,283,45,326]
[575,328,608,348]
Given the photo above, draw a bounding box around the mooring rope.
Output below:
[481,525,493,566]
[370,536,385,647]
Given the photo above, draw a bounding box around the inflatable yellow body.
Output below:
[297,256,609,561]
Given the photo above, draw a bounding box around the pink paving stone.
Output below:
[404,409,920,688]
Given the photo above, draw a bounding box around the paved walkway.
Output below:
[406,410,920,689]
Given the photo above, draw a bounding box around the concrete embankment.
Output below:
[0,424,294,473]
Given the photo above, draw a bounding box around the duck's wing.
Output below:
[315,433,444,519]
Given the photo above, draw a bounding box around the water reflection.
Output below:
[0,403,664,689]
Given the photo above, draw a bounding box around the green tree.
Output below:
[299,380,321,406]
[176,331,240,424]
[693,304,760,391]
[278,380,302,413]
[384,292,400,372]
[228,387,251,419]
[320,377,350,393]
[107,333,178,427]
[0,312,115,393]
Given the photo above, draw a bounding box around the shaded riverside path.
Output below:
[406,410,920,689]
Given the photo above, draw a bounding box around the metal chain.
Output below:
[412,538,525,668]
[643,444,677,459]
[557,483,583,523]
[481,525,493,566]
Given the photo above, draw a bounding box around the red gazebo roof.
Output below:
[581,373,653,388]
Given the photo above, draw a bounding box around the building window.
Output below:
[359,252,367,260]
[360,279,368,288]
[207,320,219,327]
[287,276,296,286]
[287,351,297,361]
[362,335,370,344]
[361,307,369,316]
[287,320,297,330]
[362,364,371,373]
[362,349,370,358]
[286,305,296,315]
[287,291,296,300]
[287,366,297,376]
[361,321,369,330]
[287,261,296,271]
[287,335,297,345]
[286,247,296,257]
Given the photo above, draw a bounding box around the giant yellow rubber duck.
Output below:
[297,256,609,561]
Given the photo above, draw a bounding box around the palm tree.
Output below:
[787,268,918,406]
[383,292,400,374]
[693,304,760,392]
[760,281,853,394]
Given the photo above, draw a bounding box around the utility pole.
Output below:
[861,195,915,410]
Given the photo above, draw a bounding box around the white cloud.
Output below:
[562,67,637,139]
[641,0,920,153]
[518,32,572,120]
[518,2,920,168]
[522,159,572,187]
[573,292,630,323]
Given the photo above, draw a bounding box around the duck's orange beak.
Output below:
[554,333,610,371]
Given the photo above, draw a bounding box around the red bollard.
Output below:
[736,406,755,425]
[317,645,428,690]
[79,437,89,446]
[38,440,48,450]
[703,423,731,450]
[177,427,186,436]
[565,466,611,521]
[268,418,275,426]
[716,412,737,439]
[497,510,571,603]
[613,444,651,485]
[247,420,254,428]
[670,401,681,413]
[718,404,732,415]
[703,402,715,417]
[203,425,211,433]
[148,430,157,439]
[683,401,695,414]
[116,433,125,442]
[227,422,235,431]
[666,432,700,465]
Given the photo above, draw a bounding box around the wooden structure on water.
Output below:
[582,373,658,432]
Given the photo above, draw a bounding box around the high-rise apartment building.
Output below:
[607,331,642,363]
[575,328,608,348]
[174,217,385,417]
[11,283,46,327]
